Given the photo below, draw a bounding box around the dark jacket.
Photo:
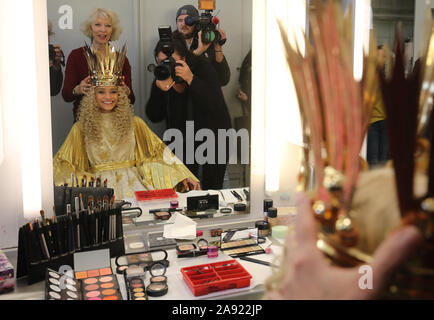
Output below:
[173,30,231,87]
[145,55,232,137]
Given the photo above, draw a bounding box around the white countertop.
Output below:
[0,238,284,301]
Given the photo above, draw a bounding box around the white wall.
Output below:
[413,0,433,62]
[48,0,252,154]
[0,0,53,249]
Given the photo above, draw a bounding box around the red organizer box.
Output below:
[180,260,252,297]
[134,189,178,201]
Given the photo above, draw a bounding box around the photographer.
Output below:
[173,4,230,87]
[145,38,232,190]
[48,21,64,96]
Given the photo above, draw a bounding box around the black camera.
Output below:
[185,9,226,46]
[147,26,184,84]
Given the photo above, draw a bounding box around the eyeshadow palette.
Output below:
[126,253,153,266]
[45,269,82,300]
[74,267,113,280]
[82,274,122,300]
[148,232,177,249]
[220,228,265,258]
[180,260,252,297]
[176,242,208,258]
[127,278,147,300]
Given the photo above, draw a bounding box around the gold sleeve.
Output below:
[53,123,94,186]
[133,116,199,192]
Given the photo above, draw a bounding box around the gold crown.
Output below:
[279,0,434,298]
[84,43,127,87]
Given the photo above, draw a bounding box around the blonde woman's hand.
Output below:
[182,178,201,191]
[74,76,91,95]
[267,192,422,300]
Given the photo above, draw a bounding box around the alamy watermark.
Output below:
[358,265,373,290]
[162,121,250,165]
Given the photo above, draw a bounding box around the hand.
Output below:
[155,78,175,92]
[237,89,248,102]
[193,31,212,56]
[74,76,91,95]
[266,192,422,300]
[214,29,226,51]
[175,60,194,86]
[182,178,201,191]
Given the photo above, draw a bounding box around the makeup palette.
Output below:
[45,269,82,300]
[146,262,168,297]
[82,274,122,300]
[74,267,112,280]
[153,211,171,221]
[176,239,208,258]
[180,260,252,297]
[220,228,265,258]
[127,277,147,300]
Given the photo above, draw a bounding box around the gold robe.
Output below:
[53,115,198,199]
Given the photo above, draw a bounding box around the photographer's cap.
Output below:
[176,4,199,21]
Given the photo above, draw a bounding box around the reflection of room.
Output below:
[47,0,252,189]
[1,0,433,301]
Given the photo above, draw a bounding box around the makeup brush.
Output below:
[71,173,74,188]
[82,175,87,188]
[90,177,95,188]
[28,222,42,262]
[104,179,108,188]
[96,177,101,188]
[40,210,46,226]
[63,176,68,187]
[74,196,81,250]
[88,196,95,245]
[66,204,75,253]
[36,220,50,260]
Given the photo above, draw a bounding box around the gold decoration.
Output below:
[84,43,127,87]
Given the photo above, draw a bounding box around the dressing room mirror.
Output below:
[47,0,252,222]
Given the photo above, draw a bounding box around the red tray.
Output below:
[134,189,178,201]
[180,260,252,297]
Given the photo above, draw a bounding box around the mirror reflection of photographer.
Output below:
[48,21,64,96]
[173,4,230,87]
[145,38,232,190]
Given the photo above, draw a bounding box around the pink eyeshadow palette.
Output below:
[82,275,122,301]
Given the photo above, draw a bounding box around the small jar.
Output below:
[207,246,218,258]
[255,220,270,237]
[267,207,278,228]
[170,200,179,209]
[264,199,273,220]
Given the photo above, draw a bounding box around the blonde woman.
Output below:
[62,8,135,121]
[54,45,200,200]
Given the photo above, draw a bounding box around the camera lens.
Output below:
[154,65,171,81]
[202,30,216,44]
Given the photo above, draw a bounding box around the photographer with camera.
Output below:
[48,21,64,96]
[173,4,230,87]
[145,34,232,190]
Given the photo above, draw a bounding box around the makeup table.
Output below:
[0,238,284,300]
[128,188,250,225]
